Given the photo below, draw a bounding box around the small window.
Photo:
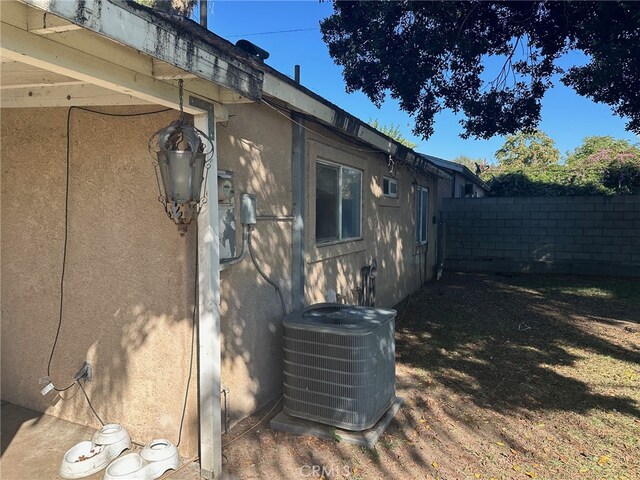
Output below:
[464,183,474,197]
[316,161,362,243]
[458,184,465,198]
[416,186,429,245]
[382,176,398,198]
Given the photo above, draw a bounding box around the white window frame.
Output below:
[382,176,398,198]
[416,186,429,245]
[316,159,363,244]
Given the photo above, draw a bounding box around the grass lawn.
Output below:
[222,273,639,480]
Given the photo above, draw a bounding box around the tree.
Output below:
[487,135,640,196]
[495,131,560,168]
[565,136,640,193]
[368,119,417,149]
[452,155,489,172]
[134,0,197,16]
[320,1,640,140]
[565,136,640,166]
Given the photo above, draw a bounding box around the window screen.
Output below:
[383,176,398,198]
[416,186,429,244]
[316,161,362,243]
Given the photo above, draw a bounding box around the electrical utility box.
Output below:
[218,170,236,264]
[240,193,257,225]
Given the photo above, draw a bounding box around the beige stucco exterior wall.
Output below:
[216,103,293,428]
[303,124,438,308]
[1,107,199,456]
[215,105,439,431]
[2,101,443,448]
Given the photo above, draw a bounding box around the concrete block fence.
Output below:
[442,195,640,277]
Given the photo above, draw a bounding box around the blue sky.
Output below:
[198,1,637,163]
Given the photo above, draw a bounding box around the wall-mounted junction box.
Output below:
[240,193,257,225]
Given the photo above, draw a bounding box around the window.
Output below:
[382,176,398,198]
[458,184,465,198]
[316,161,362,243]
[416,186,429,245]
[464,183,474,197]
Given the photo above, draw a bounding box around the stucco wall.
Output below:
[215,104,439,430]
[303,125,438,308]
[2,102,443,450]
[1,107,199,456]
[216,103,293,428]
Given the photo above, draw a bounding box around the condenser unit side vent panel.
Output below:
[282,303,397,431]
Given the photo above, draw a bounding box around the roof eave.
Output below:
[262,69,451,180]
[22,0,264,101]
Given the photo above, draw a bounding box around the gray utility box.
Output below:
[240,193,256,225]
[282,303,396,431]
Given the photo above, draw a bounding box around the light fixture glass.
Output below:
[148,80,213,231]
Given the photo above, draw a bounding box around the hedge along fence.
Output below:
[442,196,640,277]
[482,154,640,197]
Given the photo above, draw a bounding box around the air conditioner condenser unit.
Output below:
[282,303,397,431]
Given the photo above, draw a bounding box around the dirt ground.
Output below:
[221,273,639,480]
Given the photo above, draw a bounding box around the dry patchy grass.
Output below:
[221,273,639,480]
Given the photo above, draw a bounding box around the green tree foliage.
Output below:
[485,136,640,196]
[452,155,490,175]
[321,1,640,139]
[452,156,483,169]
[495,131,560,168]
[565,137,640,193]
[565,136,640,166]
[368,119,417,149]
[134,0,197,15]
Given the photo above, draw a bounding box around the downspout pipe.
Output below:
[291,65,306,311]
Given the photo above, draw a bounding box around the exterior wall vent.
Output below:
[282,303,396,431]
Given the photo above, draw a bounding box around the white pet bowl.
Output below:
[60,424,131,479]
[103,439,179,480]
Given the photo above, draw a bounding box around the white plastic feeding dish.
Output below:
[103,439,179,480]
[59,424,131,479]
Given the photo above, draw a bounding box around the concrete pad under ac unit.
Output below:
[269,397,404,448]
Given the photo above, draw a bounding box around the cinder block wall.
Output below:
[442,196,640,276]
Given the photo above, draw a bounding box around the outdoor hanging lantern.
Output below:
[148,79,213,231]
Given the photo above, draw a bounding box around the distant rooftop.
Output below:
[418,154,489,190]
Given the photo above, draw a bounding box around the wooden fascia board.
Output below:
[264,72,451,179]
[0,83,151,108]
[0,22,228,119]
[27,8,82,34]
[21,0,263,101]
[263,73,397,155]
[263,73,335,125]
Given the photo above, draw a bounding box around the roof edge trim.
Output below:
[22,0,264,101]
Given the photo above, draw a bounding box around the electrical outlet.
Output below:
[73,362,92,382]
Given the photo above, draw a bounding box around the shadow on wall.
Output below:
[216,104,438,429]
[305,155,435,309]
[0,107,199,455]
[217,107,293,429]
